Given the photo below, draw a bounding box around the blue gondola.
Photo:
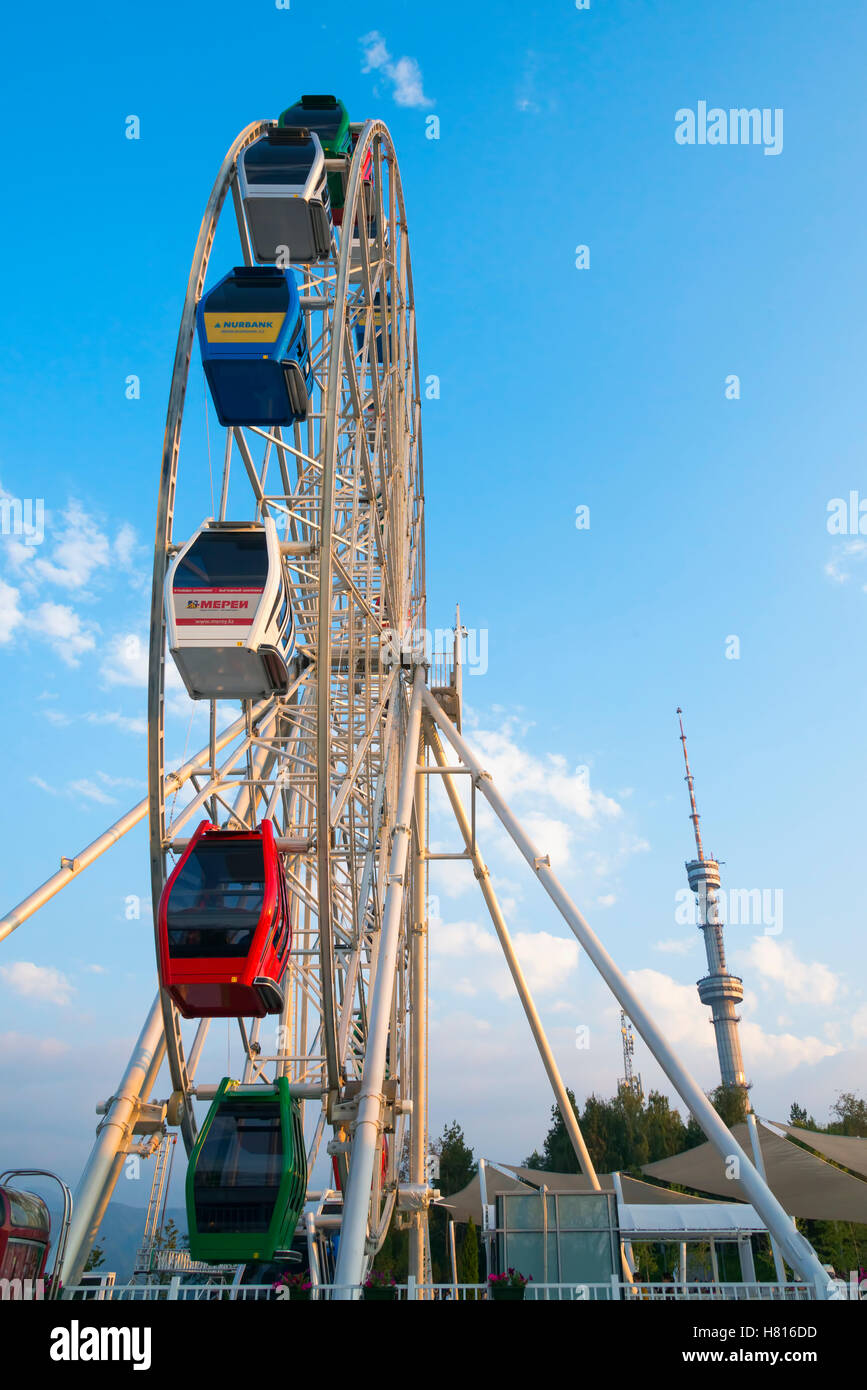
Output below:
[197,266,311,427]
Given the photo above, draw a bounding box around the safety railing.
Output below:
[51,1278,817,1302]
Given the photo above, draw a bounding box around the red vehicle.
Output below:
[0,1185,50,1284]
[158,820,292,1018]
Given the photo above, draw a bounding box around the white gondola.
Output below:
[166,518,297,700]
[238,126,331,265]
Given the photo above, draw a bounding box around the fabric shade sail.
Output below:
[765,1123,867,1181]
[642,1122,867,1223]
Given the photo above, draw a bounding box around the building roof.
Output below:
[436,1163,715,1225]
[642,1121,867,1223]
[618,1203,767,1239]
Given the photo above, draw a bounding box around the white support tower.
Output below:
[677,709,747,1092]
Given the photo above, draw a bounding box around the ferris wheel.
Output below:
[141,112,426,1286]
[1,105,837,1307]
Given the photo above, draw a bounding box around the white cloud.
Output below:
[85,710,147,735]
[113,524,137,569]
[101,631,148,685]
[654,936,698,956]
[596,894,617,909]
[430,918,579,1002]
[625,969,713,1057]
[623,966,840,1088]
[0,1031,71,1059]
[453,977,478,998]
[43,708,73,726]
[30,775,60,795]
[96,770,144,789]
[32,601,98,666]
[825,539,867,584]
[521,813,573,868]
[101,631,183,695]
[431,918,498,961]
[360,31,433,108]
[29,500,111,590]
[68,778,117,806]
[740,937,840,1007]
[0,961,74,1005]
[470,718,622,824]
[738,1020,838,1074]
[0,578,23,643]
[506,932,580,1000]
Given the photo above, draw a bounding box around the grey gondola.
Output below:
[239,127,332,265]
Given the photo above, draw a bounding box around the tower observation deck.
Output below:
[677,710,747,1091]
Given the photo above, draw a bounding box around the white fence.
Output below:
[50,1278,817,1302]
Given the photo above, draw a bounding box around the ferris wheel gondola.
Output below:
[238,126,332,264]
[157,819,292,1019]
[277,94,353,224]
[166,518,298,700]
[197,264,311,427]
[185,1078,307,1264]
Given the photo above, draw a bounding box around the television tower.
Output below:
[676,709,747,1091]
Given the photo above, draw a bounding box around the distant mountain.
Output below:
[46,1202,189,1285]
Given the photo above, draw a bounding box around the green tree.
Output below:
[789,1101,818,1129]
[829,1092,867,1137]
[434,1120,477,1197]
[709,1083,749,1129]
[155,1217,186,1252]
[84,1244,105,1272]
[372,1220,408,1280]
[456,1216,479,1287]
[529,1088,693,1177]
[428,1120,477,1281]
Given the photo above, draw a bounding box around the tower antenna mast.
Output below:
[676,709,748,1094]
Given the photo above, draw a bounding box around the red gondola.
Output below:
[0,1185,50,1284]
[157,820,292,1019]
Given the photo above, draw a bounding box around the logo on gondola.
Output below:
[204,312,286,344]
[186,599,250,610]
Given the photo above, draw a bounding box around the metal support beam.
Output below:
[61,995,166,1288]
[334,671,425,1295]
[409,720,428,1284]
[426,719,600,1189]
[421,687,832,1294]
[746,1111,787,1283]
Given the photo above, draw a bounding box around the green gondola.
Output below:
[278,95,351,216]
[186,1077,307,1264]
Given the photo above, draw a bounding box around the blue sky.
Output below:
[1,0,866,1207]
